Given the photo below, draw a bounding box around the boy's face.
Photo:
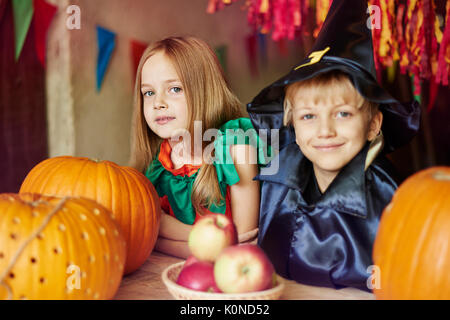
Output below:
[291,91,376,177]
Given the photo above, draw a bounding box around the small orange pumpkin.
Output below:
[19,156,161,275]
[373,166,450,299]
[0,193,126,300]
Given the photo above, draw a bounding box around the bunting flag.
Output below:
[214,45,228,75]
[32,0,57,68]
[258,33,268,69]
[12,0,34,61]
[96,25,116,92]
[245,33,259,78]
[130,38,148,82]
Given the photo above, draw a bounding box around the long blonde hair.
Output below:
[130,36,243,213]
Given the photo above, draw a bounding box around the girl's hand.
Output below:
[238,228,259,244]
[158,213,193,241]
[155,238,190,259]
[156,213,192,259]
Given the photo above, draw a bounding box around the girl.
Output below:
[130,36,264,258]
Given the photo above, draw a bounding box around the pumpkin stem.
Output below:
[432,171,450,181]
[90,158,102,163]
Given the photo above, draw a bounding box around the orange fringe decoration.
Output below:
[207,0,450,94]
[436,1,450,86]
[313,0,333,38]
[370,0,449,96]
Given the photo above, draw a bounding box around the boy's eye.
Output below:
[170,87,182,94]
[337,111,352,118]
[143,91,154,97]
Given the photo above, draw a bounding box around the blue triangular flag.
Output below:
[96,25,116,92]
[258,33,267,69]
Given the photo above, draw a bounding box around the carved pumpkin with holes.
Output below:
[373,167,450,299]
[19,156,161,274]
[0,193,126,300]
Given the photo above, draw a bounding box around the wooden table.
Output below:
[114,252,375,300]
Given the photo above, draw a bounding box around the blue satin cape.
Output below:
[256,142,398,292]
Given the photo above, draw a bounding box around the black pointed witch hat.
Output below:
[247,0,421,152]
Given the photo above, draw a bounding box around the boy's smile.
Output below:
[313,142,345,151]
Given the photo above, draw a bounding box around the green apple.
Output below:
[188,213,238,262]
[214,244,275,293]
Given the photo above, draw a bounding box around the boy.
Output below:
[247,0,421,291]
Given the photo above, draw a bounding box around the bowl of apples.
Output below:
[161,214,285,300]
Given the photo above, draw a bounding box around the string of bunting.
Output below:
[95,27,232,91]
[7,0,243,92]
[9,0,149,91]
[208,0,450,110]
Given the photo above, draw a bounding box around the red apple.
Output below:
[188,213,238,262]
[176,261,222,293]
[183,255,200,269]
[213,244,275,293]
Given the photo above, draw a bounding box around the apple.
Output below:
[188,213,238,262]
[213,244,275,293]
[183,255,200,269]
[176,261,222,293]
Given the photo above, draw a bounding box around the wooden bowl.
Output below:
[161,261,285,300]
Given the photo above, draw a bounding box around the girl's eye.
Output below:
[170,87,182,94]
[337,111,352,118]
[301,114,315,120]
[143,91,154,97]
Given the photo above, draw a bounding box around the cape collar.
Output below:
[256,142,370,218]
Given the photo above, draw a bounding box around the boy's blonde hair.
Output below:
[130,36,243,213]
[283,70,379,126]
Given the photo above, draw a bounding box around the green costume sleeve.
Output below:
[213,117,270,186]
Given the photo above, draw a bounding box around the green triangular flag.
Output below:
[12,0,34,61]
[215,45,227,75]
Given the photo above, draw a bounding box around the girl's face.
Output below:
[291,91,377,178]
[141,51,188,140]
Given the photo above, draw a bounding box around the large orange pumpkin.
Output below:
[19,156,161,275]
[373,166,450,299]
[0,193,126,300]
